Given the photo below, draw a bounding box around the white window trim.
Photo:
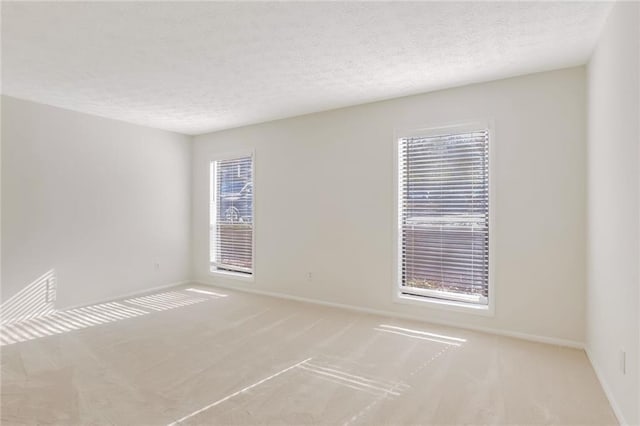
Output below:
[209,149,256,282]
[392,120,496,317]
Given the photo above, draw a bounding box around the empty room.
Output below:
[1,1,639,425]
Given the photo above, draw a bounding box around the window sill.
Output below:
[394,292,494,317]
[209,268,254,283]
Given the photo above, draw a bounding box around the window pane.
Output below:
[211,155,253,275]
[399,130,489,305]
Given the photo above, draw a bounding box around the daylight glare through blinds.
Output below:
[399,129,489,305]
[211,155,253,275]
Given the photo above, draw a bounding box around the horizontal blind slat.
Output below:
[399,129,489,304]
[211,155,254,275]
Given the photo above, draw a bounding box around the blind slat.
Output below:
[210,155,254,275]
[399,129,489,304]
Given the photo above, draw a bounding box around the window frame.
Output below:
[209,150,256,282]
[392,121,495,316]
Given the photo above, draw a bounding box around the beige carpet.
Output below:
[0,284,616,425]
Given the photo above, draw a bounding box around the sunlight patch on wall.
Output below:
[1,269,57,324]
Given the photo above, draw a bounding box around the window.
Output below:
[397,126,490,306]
[210,154,254,276]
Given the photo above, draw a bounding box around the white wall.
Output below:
[586,2,640,424]
[1,96,192,310]
[193,67,587,345]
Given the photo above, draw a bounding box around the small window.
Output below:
[397,126,490,306]
[210,154,254,276]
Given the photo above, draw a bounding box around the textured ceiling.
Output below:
[2,2,611,135]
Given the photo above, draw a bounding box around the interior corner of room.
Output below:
[1,1,638,425]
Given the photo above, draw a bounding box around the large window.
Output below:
[210,154,254,276]
[397,126,490,306]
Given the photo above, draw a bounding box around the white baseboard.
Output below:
[59,280,192,311]
[192,280,584,350]
[585,347,626,425]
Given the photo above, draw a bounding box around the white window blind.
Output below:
[398,129,489,305]
[210,155,253,275]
